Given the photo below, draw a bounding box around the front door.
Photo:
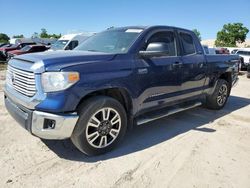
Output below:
[136,30,183,112]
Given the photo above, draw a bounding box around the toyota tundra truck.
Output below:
[4,26,239,156]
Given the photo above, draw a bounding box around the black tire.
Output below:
[239,58,245,71]
[206,79,230,110]
[71,96,127,156]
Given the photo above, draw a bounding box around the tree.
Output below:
[215,23,249,47]
[40,28,49,38]
[39,28,61,38]
[12,34,24,38]
[49,33,61,39]
[192,29,201,41]
[32,32,39,38]
[0,33,10,43]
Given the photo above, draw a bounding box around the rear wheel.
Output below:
[206,79,230,110]
[71,96,127,156]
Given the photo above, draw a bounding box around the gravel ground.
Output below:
[0,70,250,188]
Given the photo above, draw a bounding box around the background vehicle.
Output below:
[215,47,230,54]
[247,64,250,78]
[0,42,36,61]
[231,49,238,54]
[0,43,9,48]
[202,45,209,54]
[235,49,250,70]
[202,45,216,54]
[4,26,239,156]
[49,33,93,51]
[7,45,48,60]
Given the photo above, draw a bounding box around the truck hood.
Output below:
[13,50,116,72]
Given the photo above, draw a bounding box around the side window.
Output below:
[29,47,35,52]
[179,32,196,55]
[68,40,79,50]
[146,31,177,56]
[18,44,23,49]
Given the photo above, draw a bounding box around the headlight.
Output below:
[41,72,79,92]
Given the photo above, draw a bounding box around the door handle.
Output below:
[138,68,148,74]
[172,62,183,68]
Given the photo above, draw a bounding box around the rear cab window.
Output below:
[179,32,196,55]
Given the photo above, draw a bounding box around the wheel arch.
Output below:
[219,71,232,88]
[76,87,134,129]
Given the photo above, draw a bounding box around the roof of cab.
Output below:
[107,25,192,33]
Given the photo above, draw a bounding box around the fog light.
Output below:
[44,119,56,129]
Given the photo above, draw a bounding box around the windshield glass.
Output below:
[10,44,19,48]
[21,45,32,52]
[75,29,142,53]
[50,40,69,50]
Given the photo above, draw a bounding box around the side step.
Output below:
[136,102,202,125]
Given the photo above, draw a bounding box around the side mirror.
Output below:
[139,42,169,57]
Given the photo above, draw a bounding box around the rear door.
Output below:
[178,31,207,97]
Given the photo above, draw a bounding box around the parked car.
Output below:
[231,49,238,54]
[0,42,36,61]
[49,33,93,51]
[0,44,12,48]
[4,26,239,155]
[0,44,13,60]
[215,48,230,54]
[202,45,216,55]
[235,49,250,70]
[0,43,9,48]
[7,45,48,60]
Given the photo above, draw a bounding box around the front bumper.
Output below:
[4,96,79,140]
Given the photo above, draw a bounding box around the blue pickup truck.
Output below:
[4,26,239,155]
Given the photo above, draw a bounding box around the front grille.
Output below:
[6,65,36,97]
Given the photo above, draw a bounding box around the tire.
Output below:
[206,79,230,110]
[71,96,127,156]
[239,61,242,71]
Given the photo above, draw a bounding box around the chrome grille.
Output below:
[6,65,36,97]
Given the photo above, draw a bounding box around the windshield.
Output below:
[75,29,142,53]
[21,45,32,52]
[50,40,69,50]
[10,44,19,48]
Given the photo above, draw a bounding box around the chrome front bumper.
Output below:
[4,96,79,140]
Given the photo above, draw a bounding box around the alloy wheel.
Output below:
[217,84,228,106]
[85,107,121,148]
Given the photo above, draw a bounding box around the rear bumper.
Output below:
[4,96,79,140]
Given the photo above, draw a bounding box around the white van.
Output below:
[49,33,94,51]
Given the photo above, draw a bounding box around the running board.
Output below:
[136,102,202,125]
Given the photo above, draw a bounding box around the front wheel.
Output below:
[71,96,127,156]
[205,79,230,110]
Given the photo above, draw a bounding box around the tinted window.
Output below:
[180,32,196,55]
[68,40,79,50]
[237,51,250,55]
[146,31,176,56]
[31,46,44,51]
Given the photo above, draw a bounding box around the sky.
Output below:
[1,0,250,40]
